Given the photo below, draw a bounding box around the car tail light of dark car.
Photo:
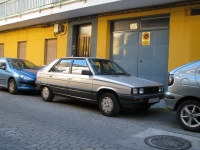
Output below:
[168,74,174,86]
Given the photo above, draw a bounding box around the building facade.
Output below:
[0,0,200,89]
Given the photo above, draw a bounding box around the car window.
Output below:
[71,59,89,75]
[88,59,128,75]
[7,59,38,70]
[51,59,72,73]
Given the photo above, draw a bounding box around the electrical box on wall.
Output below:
[54,24,64,34]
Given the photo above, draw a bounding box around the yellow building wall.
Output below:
[169,6,200,70]
[0,23,68,66]
[97,5,200,71]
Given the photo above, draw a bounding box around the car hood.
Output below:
[15,69,38,78]
[94,75,163,88]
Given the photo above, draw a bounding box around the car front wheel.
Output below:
[99,93,120,117]
[8,79,18,95]
[177,100,200,132]
[41,86,54,102]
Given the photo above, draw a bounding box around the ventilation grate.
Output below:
[113,19,138,32]
[141,17,169,29]
[191,8,200,16]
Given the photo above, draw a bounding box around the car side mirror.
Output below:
[82,70,92,75]
[0,66,6,70]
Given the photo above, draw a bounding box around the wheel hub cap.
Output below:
[9,82,14,92]
[42,87,49,99]
[101,97,113,113]
[181,104,200,128]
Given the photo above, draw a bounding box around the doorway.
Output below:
[77,25,92,57]
[111,30,169,89]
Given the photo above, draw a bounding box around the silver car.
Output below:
[165,60,200,132]
[36,57,164,116]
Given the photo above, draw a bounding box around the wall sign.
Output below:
[142,32,150,45]
[130,23,138,30]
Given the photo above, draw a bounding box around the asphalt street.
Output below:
[0,88,199,150]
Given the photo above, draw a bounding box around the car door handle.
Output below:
[138,60,142,62]
[49,75,52,77]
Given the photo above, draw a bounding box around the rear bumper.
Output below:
[118,93,164,108]
[164,91,183,110]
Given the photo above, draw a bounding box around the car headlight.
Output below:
[159,86,164,92]
[139,88,144,94]
[20,75,33,80]
[132,88,138,95]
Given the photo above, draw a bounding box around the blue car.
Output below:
[0,57,39,94]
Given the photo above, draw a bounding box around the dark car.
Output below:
[0,57,39,94]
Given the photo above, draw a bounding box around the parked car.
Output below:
[165,60,200,132]
[36,57,164,116]
[0,57,39,94]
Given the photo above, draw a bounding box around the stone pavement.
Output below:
[0,89,199,150]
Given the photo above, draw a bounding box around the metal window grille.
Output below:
[45,39,57,65]
[18,41,26,59]
[191,8,200,16]
[113,19,138,32]
[0,44,4,57]
[140,17,169,29]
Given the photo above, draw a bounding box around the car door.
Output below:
[0,59,8,86]
[67,59,93,100]
[47,59,72,96]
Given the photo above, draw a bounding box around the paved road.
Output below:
[0,89,199,150]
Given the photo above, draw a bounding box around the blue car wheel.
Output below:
[8,79,18,95]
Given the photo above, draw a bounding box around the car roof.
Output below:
[59,57,110,60]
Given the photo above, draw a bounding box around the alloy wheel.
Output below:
[181,104,200,128]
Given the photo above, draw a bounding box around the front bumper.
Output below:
[118,93,164,108]
[164,91,184,110]
[17,80,39,91]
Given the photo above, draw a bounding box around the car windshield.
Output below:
[88,59,129,75]
[8,59,38,70]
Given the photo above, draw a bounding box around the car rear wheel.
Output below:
[99,93,120,117]
[8,79,18,95]
[177,100,200,132]
[41,86,54,102]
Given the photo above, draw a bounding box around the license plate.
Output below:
[148,97,159,103]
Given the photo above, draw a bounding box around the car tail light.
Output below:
[168,74,174,86]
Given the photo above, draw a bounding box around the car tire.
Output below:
[99,92,120,117]
[177,100,200,132]
[41,86,54,102]
[8,79,18,95]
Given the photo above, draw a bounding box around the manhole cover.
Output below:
[144,135,191,150]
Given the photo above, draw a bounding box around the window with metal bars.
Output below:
[113,19,138,32]
[0,43,4,57]
[191,8,200,16]
[18,42,26,59]
[140,17,169,29]
[45,39,57,65]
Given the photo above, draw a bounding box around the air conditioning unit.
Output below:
[54,24,64,34]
